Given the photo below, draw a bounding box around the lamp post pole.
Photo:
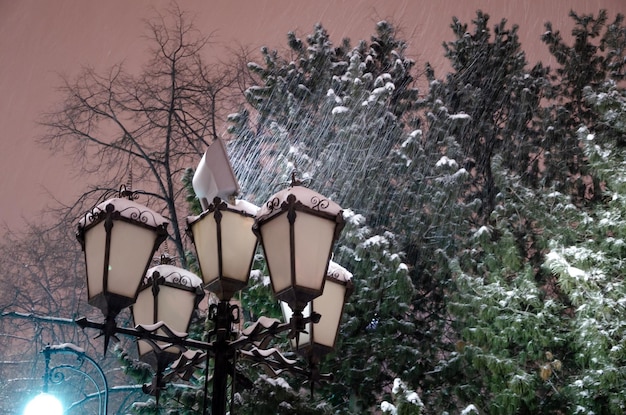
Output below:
[210,301,236,415]
[41,344,109,415]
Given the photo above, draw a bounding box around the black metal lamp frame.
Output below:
[75,301,326,415]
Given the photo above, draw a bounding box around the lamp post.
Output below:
[71,138,351,414]
[25,344,109,415]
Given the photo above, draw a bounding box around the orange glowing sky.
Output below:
[0,0,623,229]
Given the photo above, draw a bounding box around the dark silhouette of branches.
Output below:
[39,4,249,265]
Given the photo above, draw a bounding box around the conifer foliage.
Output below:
[228,8,626,414]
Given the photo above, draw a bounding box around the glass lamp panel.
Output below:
[156,285,197,354]
[107,221,158,298]
[312,279,346,349]
[190,215,220,286]
[134,286,197,357]
[134,289,155,357]
[84,223,106,300]
[260,214,292,293]
[157,285,196,332]
[294,212,335,291]
[220,210,257,282]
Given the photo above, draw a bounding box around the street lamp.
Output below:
[281,260,354,357]
[76,192,169,350]
[23,393,63,415]
[254,180,345,313]
[25,344,109,415]
[132,262,206,368]
[187,197,259,301]
[73,138,351,414]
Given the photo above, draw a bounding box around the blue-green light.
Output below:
[23,393,63,415]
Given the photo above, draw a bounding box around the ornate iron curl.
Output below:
[79,205,107,228]
[310,195,330,211]
[166,272,193,287]
[48,364,68,385]
[118,205,157,225]
[144,271,194,289]
[265,196,281,213]
[41,344,109,415]
[327,270,341,279]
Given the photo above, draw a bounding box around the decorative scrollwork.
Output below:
[328,270,341,279]
[166,272,193,287]
[48,365,67,385]
[80,205,106,227]
[80,202,161,229]
[41,344,109,415]
[310,195,330,211]
[265,196,281,213]
[119,205,156,225]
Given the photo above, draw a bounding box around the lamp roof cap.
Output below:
[145,264,203,288]
[79,197,169,229]
[327,260,352,282]
[257,185,341,222]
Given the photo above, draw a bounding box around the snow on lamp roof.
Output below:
[78,197,169,230]
[187,198,260,224]
[257,184,342,222]
[326,260,353,283]
[144,264,203,288]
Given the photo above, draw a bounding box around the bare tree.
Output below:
[39,4,248,266]
[0,5,253,412]
[0,220,135,413]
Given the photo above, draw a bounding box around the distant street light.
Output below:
[24,344,108,415]
[68,138,351,414]
[23,393,63,415]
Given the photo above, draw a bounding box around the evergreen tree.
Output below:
[542,83,626,415]
[226,21,471,412]
[432,11,626,415]
[541,10,626,202]
[431,11,549,220]
[227,22,419,225]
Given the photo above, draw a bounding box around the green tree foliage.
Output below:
[227,20,476,412]
[431,11,549,219]
[541,10,626,201]
[542,84,626,414]
[433,10,626,415]
[380,378,424,415]
[325,210,416,410]
[228,22,419,224]
[233,376,333,415]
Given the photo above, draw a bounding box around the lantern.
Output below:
[187,198,259,300]
[281,260,353,355]
[77,197,168,319]
[255,184,344,312]
[132,264,205,368]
